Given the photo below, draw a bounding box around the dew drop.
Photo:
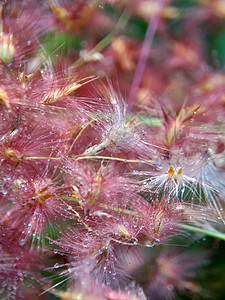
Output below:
[18,239,26,246]
[167,284,174,291]
[54,263,60,269]
[2,190,7,196]
[17,271,23,277]
[2,280,7,287]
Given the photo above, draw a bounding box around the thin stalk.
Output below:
[71,9,130,69]
[179,223,225,241]
[24,155,153,164]
[75,155,153,164]
[127,0,165,111]
[24,156,64,161]
[99,203,140,217]
[66,122,91,155]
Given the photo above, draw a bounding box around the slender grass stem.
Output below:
[99,203,140,217]
[178,223,225,241]
[66,122,91,155]
[24,155,153,164]
[71,9,130,69]
[128,0,165,111]
[75,155,153,164]
[24,156,64,161]
[23,155,154,166]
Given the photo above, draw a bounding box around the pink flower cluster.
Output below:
[1,0,225,299]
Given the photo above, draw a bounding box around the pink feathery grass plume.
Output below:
[0,225,46,299]
[0,117,62,174]
[140,147,225,222]
[51,191,184,292]
[29,53,96,109]
[143,249,207,300]
[49,0,96,33]
[62,159,142,213]
[0,0,224,299]
[190,71,225,125]
[136,97,225,221]
[0,0,53,66]
[51,270,146,300]
[0,162,74,247]
[81,84,153,159]
[53,226,146,293]
[0,65,26,111]
[0,62,90,157]
[61,158,183,244]
[184,0,225,24]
